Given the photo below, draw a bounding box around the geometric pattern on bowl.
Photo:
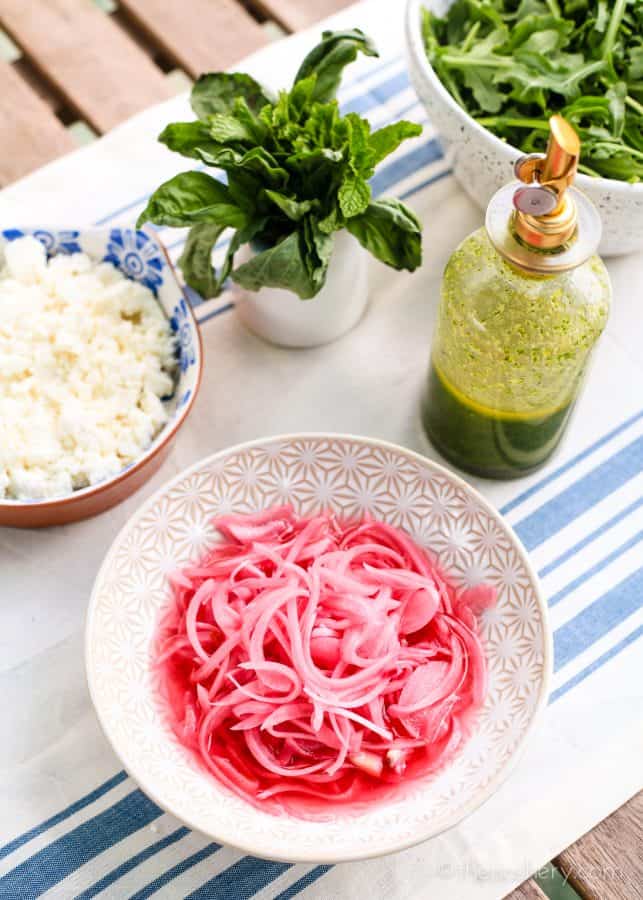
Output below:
[86,434,552,862]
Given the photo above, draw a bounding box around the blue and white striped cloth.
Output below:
[1,2,641,897]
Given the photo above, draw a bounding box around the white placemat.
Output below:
[0,2,641,898]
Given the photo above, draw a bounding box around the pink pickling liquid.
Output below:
[153,506,495,820]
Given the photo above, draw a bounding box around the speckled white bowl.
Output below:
[406,0,643,257]
[86,434,552,863]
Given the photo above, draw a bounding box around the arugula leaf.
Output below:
[136,171,247,229]
[338,173,371,218]
[178,223,224,298]
[232,232,316,299]
[628,46,643,82]
[422,0,642,182]
[346,199,422,271]
[368,121,423,166]
[191,72,272,119]
[294,28,379,103]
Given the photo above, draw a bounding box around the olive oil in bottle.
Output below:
[422,116,611,479]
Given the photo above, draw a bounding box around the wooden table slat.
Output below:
[118,0,269,79]
[505,880,549,900]
[0,0,173,133]
[0,59,75,186]
[554,791,643,900]
[251,0,355,33]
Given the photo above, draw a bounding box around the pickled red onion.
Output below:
[154,505,495,819]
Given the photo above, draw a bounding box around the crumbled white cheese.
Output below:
[0,236,177,500]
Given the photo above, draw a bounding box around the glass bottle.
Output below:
[421,116,611,479]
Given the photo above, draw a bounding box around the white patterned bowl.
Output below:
[406,0,643,257]
[86,434,551,863]
[0,226,202,527]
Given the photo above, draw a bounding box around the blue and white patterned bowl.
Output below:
[0,227,202,528]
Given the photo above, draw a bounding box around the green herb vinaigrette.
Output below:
[421,228,610,478]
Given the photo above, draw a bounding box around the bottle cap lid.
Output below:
[486,116,602,274]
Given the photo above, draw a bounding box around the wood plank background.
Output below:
[0,0,353,186]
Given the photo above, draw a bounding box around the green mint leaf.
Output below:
[136,171,247,229]
[368,121,423,166]
[191,72,272,120]
[294,28,379,103]
[317,206,343,234]
[288,75,318,120]
[346,198,422,271]
[232,231,317,299]
[338,173,371,218]
[344,112,373,175]
[178,223,225,299]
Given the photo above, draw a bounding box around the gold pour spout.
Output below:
[512,115,581,250]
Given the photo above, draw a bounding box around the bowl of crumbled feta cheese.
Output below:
[0,227,202,527]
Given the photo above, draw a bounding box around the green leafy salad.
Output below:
[138,29,423,299]
[422,0,643,182]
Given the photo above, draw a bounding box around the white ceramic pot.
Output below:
[405,0,643,257]
[234,229,368,348]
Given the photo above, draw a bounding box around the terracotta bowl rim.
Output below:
[0,227,203,515]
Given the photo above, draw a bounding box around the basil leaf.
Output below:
[178,223,225,299]
[264,191,314,220]
[368,121,423,166]
[232,232,316,299]
[235,147,289,187]
[195,146,244,168]
[191,72,272,120]
[302,217,334,294]
[136,171,247,229]
[338,173,371,218]
[146,27,424,296]
[346,199,422,271]
[294,29,379,103]
[158,121,219,159]
[209,114,255,144]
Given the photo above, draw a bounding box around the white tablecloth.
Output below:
[1,2,642,898]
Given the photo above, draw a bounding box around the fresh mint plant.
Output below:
[138,29,423,299]
[422,0,643,182]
